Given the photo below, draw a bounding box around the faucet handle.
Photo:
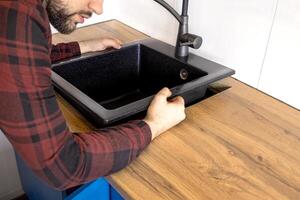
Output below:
[180,33,203,49]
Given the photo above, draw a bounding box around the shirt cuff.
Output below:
[129,120,152,151]
[69,41,81,57]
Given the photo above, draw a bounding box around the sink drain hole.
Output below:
[180,69,188,80]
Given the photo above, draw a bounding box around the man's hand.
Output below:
[78,38,122,54]
[143,87,186,140]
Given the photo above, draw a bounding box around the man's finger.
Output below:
[113,43,121,49]
[103,39,121,49]
[110,40,121,49]
[112,38,122,48]
[171,96,185,105]
[115,38,123,45]
[157,87,172,98]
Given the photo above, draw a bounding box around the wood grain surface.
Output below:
[52,20,300,200]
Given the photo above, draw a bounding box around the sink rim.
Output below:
[51,38,235,125]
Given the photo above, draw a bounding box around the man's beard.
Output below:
[46,0,92,34]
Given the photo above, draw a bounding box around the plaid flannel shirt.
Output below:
[0,0,151,190]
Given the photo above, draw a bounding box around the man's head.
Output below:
[46,0,103,34]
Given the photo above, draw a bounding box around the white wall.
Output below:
[258,0,300,109]
[0,130,23,200]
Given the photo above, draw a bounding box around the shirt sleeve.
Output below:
[50,42,81,63]
[0,2,152,190]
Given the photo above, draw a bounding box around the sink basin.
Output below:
[51,38,235,127]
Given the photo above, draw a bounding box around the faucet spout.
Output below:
[152,0,202,58]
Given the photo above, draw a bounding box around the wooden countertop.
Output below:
[52,20,300,200]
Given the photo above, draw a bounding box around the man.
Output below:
[0,0,186,190]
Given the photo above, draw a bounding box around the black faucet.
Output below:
[153,0,202,58]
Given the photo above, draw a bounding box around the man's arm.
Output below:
[50,38,122,62]
[50,42,81,62]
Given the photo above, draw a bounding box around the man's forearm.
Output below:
[78,38,122,54]
[50,42,81,63]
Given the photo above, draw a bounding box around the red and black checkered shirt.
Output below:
[0,0,152,190]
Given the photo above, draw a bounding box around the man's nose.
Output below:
[89,0,103,15]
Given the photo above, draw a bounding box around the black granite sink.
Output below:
[51,38,234,127]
